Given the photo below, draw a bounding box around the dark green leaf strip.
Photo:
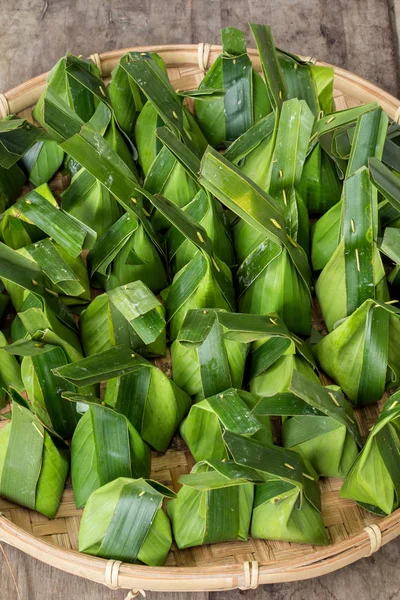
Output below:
[343,168,374,315]
[1,402,44,510]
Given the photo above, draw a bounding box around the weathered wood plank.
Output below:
[1,0,398,97]
[210,537,400,600]
[0,543,210,600]
[217,0,399,96]
[1,2,400,600]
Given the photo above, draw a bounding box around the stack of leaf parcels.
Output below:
[1,22,400,564]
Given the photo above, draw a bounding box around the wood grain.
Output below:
[0,0,399,96]
[1,1,400,598]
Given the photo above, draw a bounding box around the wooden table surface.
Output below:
[1,1,400,598]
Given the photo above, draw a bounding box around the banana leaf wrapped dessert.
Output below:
[138,189,234,340]
[65,395,150,507]
[53,345,191,452]
[171,308,317,401]
[79,280,165,357]
[21,136,64,187]
[168,460,257,549]
[154,126,234,270]
[311,103,388,271]
[0,331,23,407]
[246,316,319,397]
[171,309,249,401]
[107,51,156,137]
[123,52,206,231]
[199,146,313,336]
[341,391,400,515]
[224,431,328,545]
[34,53,138,236]
[87,212,167,294]
[315,112,389,332]
[314,299,400,405]
[253,370,361,477]
[38,57,168,296]
[194,27,270,148]
[79,477,174,565]
[5,339,90,439]
[180,388,272,461]
[0,116,43,211]
[0,393,69,518]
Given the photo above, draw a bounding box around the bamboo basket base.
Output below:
[0,399,386,570]
[1,44,400,592]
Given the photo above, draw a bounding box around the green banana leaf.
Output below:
[247,323,319,397]
[311,105,388,271]
[87,212,167,294]
[298,143,342,216]
[276,54,339,216]
[21,138,64,186]
[0,331,24,408]
[155,126,234,269]
[79,280,166,357]
[33,53,105,129]
[25,238,90,304]
[61,168,122,238]
[9,183,94,257]
[311,200,342,271]
[79,477,174,565]
[253,370,361,477]
[199,147,312,335]
[341,391,400,515]
[223,113,275,192]
[316,167,388,331]
[171,308,249,401]
[66,395,150,507]
[171,308,317,400]
[223,430,328,545]
[136,186,234,339]
[126,53,206,230]
[0,242,77,333]
[267,98,314,252]
[0,116,43,168]
[40,77,161,244]
[53,345,191,452]
[370,156,400,230]
[195,27,271,147]
[167,460,257,548]
[0,395,69,517]
[252,26,339,216]
[107,52,161,136]
[6,340,84,438]
[11,299,83,361]
[180,388,272,461]
[314,299,400,405]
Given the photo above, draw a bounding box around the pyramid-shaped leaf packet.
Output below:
[54,345,191,452]
[167,460,258,549]
[79,477,174,565]
[314,299,400,405]
[79,280,166,357]
[341,391,400,515]
[180,388,272,461]
[253,370,361,477]
[224,431,328,545]
[66,395,150,507]
[0,393,69,518]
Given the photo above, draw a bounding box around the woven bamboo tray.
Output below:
[1,44,400,595]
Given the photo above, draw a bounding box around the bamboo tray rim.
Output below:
[1,43,400,593]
